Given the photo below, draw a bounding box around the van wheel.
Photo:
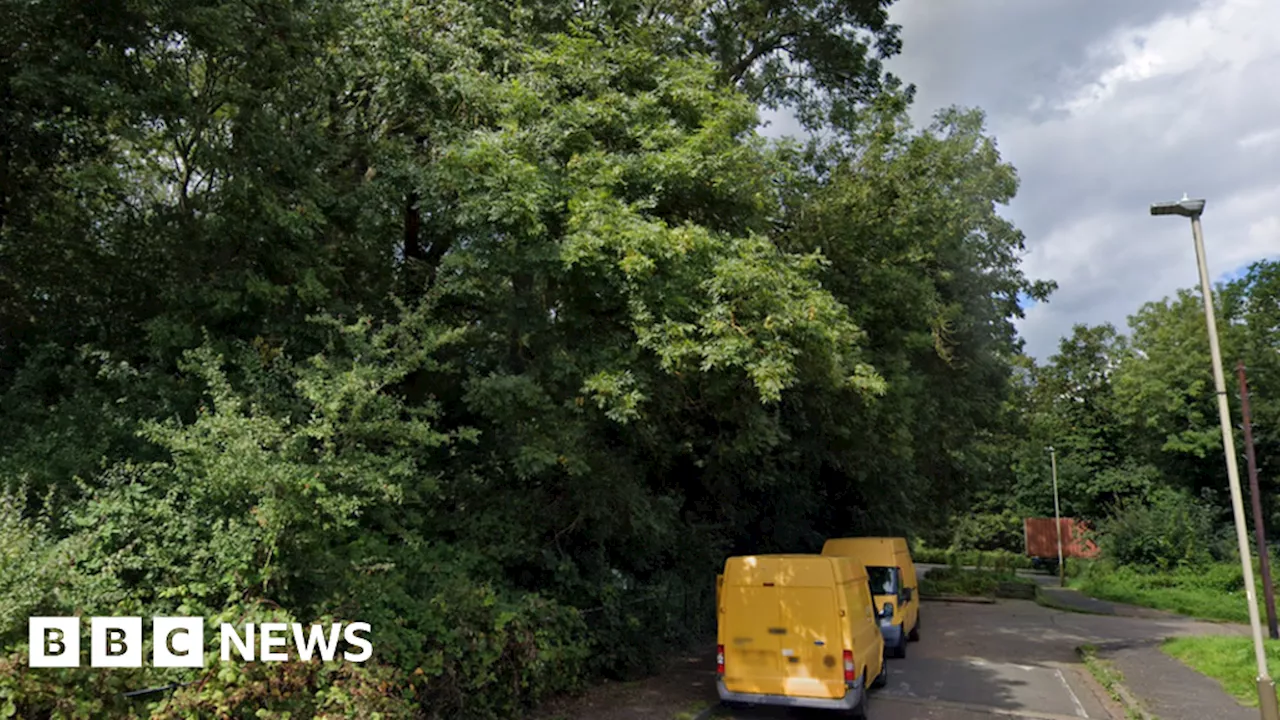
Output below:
[871,657,888,688]
[908,616,920,642]
[890,627,907,658]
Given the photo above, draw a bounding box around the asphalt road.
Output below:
[710,600,1119,720]
[708,569,1245,720]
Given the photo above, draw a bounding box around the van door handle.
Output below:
[767,628,787,635]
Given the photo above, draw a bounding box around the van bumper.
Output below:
[716,678,864,710]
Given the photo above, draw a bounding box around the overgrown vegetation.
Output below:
[976,247,1280,620]
[918,566,1036,599]
[1070,559,1275,623]
[4,0,1277,713]
[912,545,1033,570]
[1,0,1057,717]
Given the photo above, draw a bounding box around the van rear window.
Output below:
[867,566,899,595]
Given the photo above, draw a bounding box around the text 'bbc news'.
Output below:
[28,617,372,668]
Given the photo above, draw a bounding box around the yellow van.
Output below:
[821,537,920,659]
[717,554,886,717]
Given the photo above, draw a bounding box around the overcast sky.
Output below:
[762,0,1280,361]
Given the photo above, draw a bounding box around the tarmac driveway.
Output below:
[535,583,1249,720]
[713,599,1121,720]
[711,596,1247,720]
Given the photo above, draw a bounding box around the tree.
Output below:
[0,0,1058,714]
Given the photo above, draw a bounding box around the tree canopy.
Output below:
[0,0,1070,717]
[994,259,1280,566]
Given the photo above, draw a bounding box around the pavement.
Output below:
[534,569,1255,720]
[1015,575,1255,720]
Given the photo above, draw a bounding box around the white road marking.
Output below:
[1056,668,1089,718]
[878,692,1100,720]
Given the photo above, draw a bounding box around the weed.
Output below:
[1077,644,1149,720]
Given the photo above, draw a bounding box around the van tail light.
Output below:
[843,649,855,682]
[716,645,725,675]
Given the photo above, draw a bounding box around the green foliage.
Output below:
[912,545,1033,570]
[950,510,1024,553]
[918,567,1034,598]
[1163,636,1280,707]
[0,0,1061,715]
[1097,488,1224,570]
[1076,561,1260,623]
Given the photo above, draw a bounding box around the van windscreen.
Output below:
[867,566,900,595]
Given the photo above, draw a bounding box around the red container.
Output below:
[1024,517,1099,559]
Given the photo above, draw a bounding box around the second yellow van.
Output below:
[717,554,886,717]
[821,537,920,659]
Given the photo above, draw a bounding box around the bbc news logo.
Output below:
[28,617,372,668]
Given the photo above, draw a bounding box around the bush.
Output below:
[1075,561,1258,622]
[1098,488,1220,570]
[951,510,1024,553]
[919,567,1034,598]
[910,542,1032,571]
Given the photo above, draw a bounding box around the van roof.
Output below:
[722,554,866,587]
[821,537,909,563]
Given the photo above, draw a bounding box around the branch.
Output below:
[728,32,787,83]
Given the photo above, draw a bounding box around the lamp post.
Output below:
[1150,195,1279,719]
[1047,446,1064,587]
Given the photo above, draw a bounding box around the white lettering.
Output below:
[259,623,289,661]
[154,617,205,667]
[91,617,142,667]
[343,622,372,662]
[292,624,342,662]
[221,623,254,661]
[29,617,80,667]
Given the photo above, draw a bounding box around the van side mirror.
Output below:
[901,587,913,602]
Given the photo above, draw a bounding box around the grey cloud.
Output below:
[760,0,1280,362]
[888,0,1203,123]
[886,0,1280,360]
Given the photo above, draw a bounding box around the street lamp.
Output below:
[1150,195,1279,720]
[1047,446,1064,587]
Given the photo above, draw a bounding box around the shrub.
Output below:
[1075,561,1259,623]
[918,567,1033,598]
[1098,488,1219,570]
[914,547,1032,571]
[951,510,1024,553]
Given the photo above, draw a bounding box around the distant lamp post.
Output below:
[1047,446,1064,587]
[1150,195,1279,720]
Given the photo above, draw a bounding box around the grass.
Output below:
[1162,636,1280,707]
[919,567,1037,599]
[1078,644,1147,720]
[1074,563,1265,623]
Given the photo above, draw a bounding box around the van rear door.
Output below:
[777,586,846,699]
[721,585,783,694]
